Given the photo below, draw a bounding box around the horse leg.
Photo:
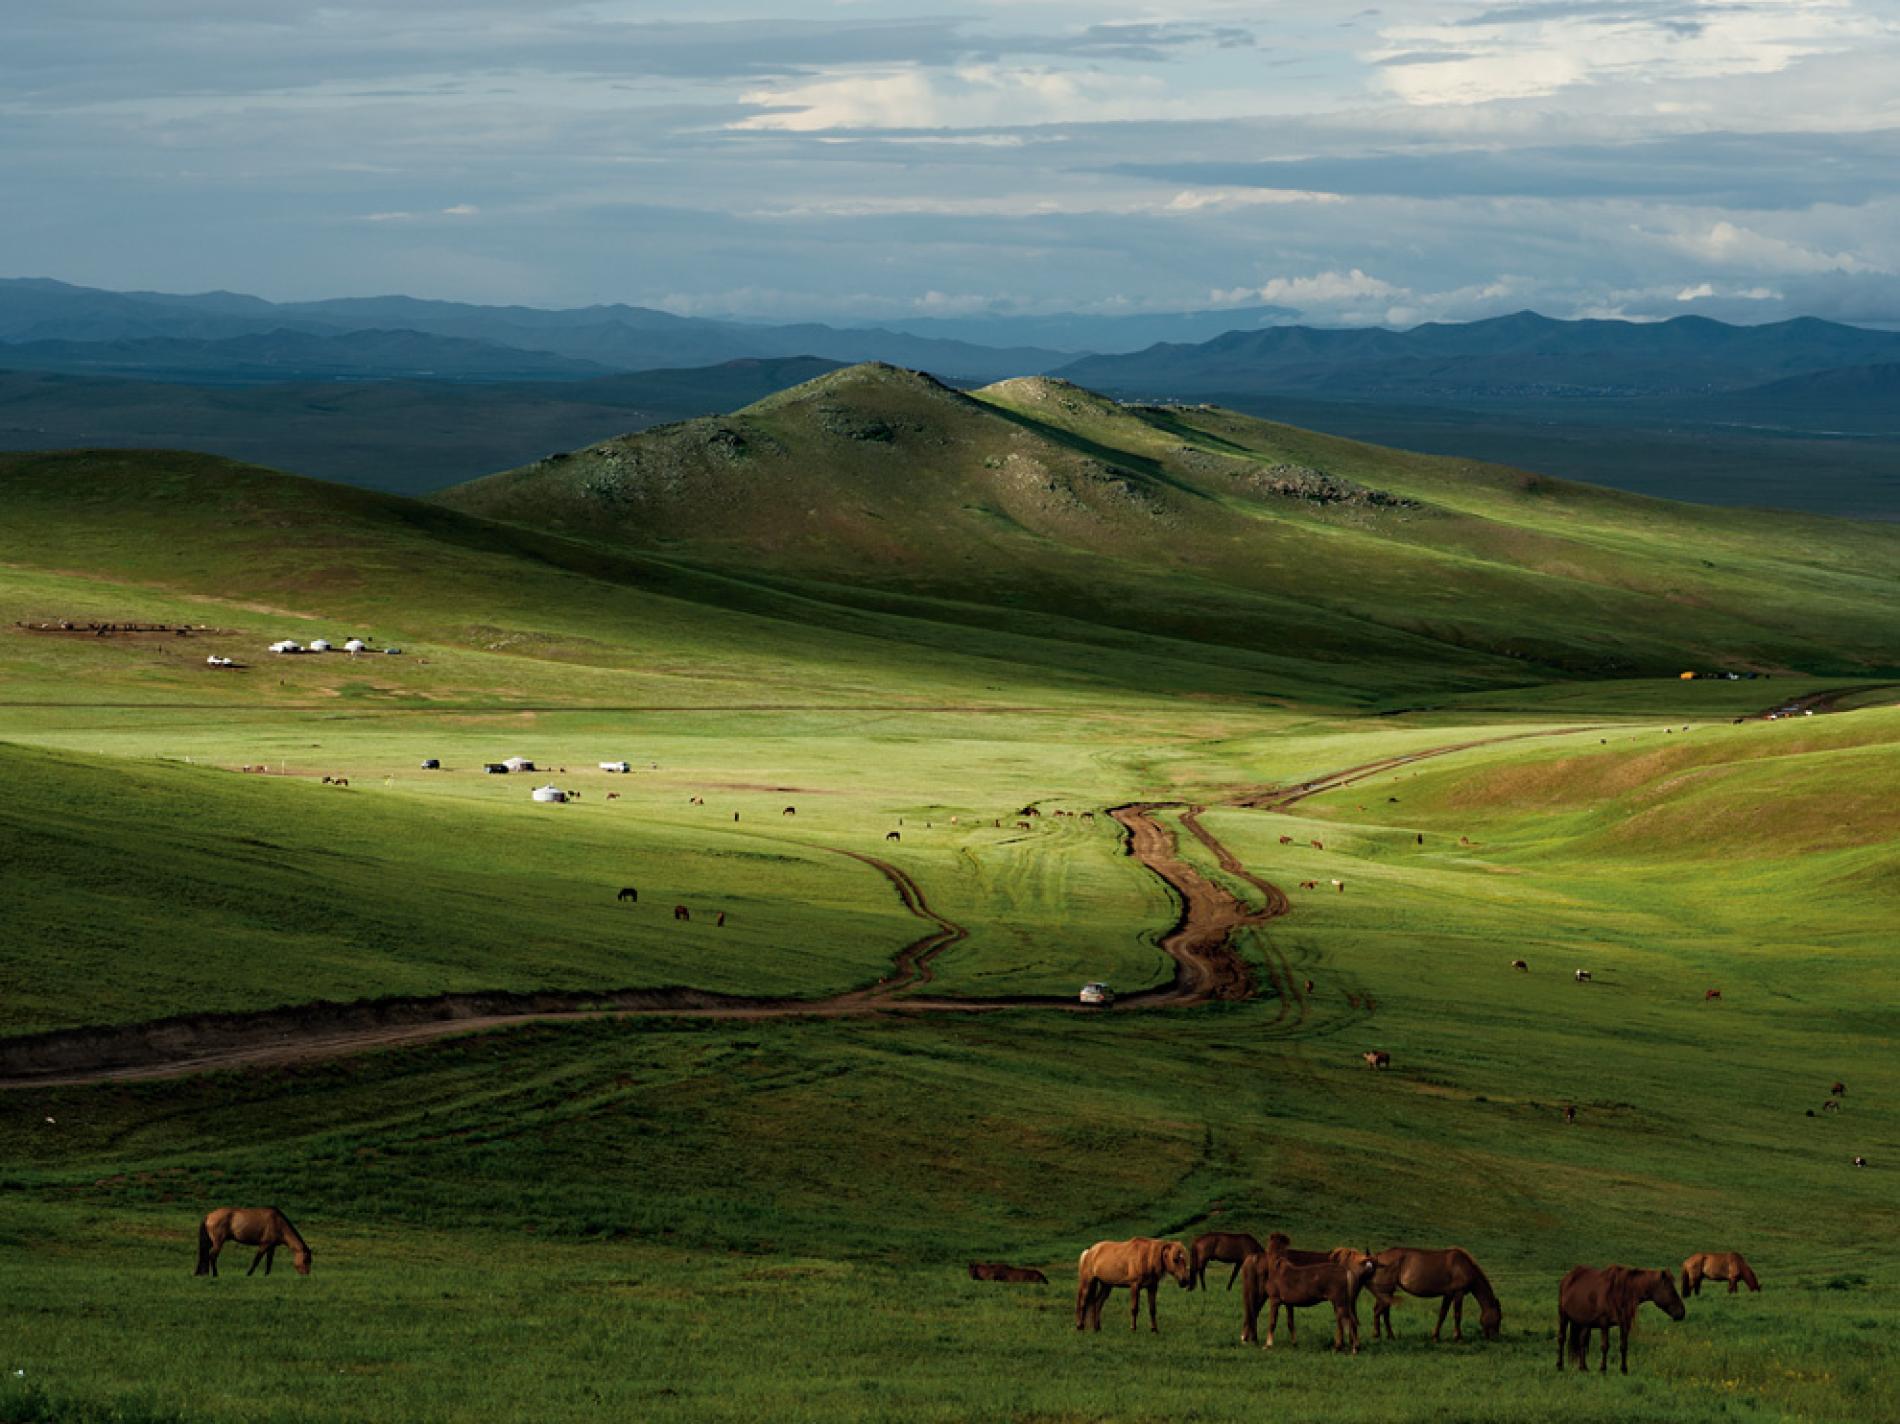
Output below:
[247,1246,267,1277]
[1075,1274,1091,1330]
[1618,1322,1630,1375]
[264,1245,276,1276]
[1226,1258,1244,1291]
[1432,1294,1451,1341]
[1265,1297,1279,1348]
[1452,1291,1465,1341]
[1599,1324,1611,1374]
[1556,1311,1567,1371]
[1373,1292,1392,1340]
[1147,1280,1160,1334]
[1129,1281,1142,1332]
[1091,1282,1106,1332]
[1728,1276,1739,1295]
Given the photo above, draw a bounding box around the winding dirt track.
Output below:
[0,723,1616,1089]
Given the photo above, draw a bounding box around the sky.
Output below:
[6,0,1900,327]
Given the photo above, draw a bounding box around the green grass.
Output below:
[1,413,1897,1422]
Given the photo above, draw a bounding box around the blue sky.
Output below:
[6,0,1898,325]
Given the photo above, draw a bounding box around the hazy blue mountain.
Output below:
[1056,312,1900,399]
[0,328,615,382]
[869,305,1299,354]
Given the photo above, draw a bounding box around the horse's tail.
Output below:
[195,1218,213,1275]
[1679,1266,1691,1295]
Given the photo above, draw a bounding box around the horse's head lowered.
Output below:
[1163,1241,1192,1287]
[292,1244,313,1276]
[1643,1269,1686,1321]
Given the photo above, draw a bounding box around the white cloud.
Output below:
[1656,219,1881,275]
[1162,187,1346,212]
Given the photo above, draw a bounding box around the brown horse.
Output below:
[617,887,637,903]
[1188,1231,1264,1291]
[969,1262,1048,1284]
[1556,1265,1686,1374]
[1243,1241,1376,1352]
[886,831,901,842]
[1075,1237,1191,1334]
[1681,1252,1760,1295]
[1369,1246,1503,1341]
[673,905,690,921]
[196,1206,311,1277]
[1363,1051,1390,1070]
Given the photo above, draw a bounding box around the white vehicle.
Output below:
[1079,981,1113,1006]
[599,760,632,774]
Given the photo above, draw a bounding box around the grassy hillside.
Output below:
[441,365,1900,689]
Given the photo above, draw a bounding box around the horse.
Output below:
[969,1262,1048,1284]
[1369,1246,1503,1342]
[1416,833,1423,845]
[782,806,796,816]
[1556,1265,1685,1374]
[1299,880,1318,890]
[1332,879,1345,893]
[1080,812,1095,822]
[1279,835,1293,846]
[1832,1081,1847,1096]
[886,831,901,842]
[1565,1104,1577,1125]
[1187,1231,1264,1292]
[1310,840,1324,851]
[1511,959,1529,971]
[715,912,726,927]
[606,792,620,801]
[196,1206,311,1277]
[1705,988,1722,1001]
[333,778,348,788]
[1303,978,1315,994]
[1681,1252,1760,1296]
[1242,1238,1376,1352]
[1574,969,1592,983]
[1363,1051,1390,1070]
[617,887,637,903]
[1075,1238,1191,1334]
[673,905,690,921]
[1016,822,1033,831]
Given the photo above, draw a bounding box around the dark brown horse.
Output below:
[1239,1235,1372,1348]
[1188,1231,1263,1291]
[1681,1252,1760,1295]
[673,905,690,921]
[617,887,637,903]
[1557,1265,1685,1374]
[196,1206,311,1277]
[1242,1242,1376,1353]
[969,1262,1048,1284]
[1369,1246,1502,1341]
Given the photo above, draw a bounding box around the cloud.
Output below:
[1655,219,1883,274]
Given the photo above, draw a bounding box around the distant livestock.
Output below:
[617,887,637,903]
[1311,840,1324,851]
[1511,959,1529,972]
[1279,835,1294,846]
[1680,1252,1760,1296]
[783,806,796,816]
[1363,1051,1390,1070]
[196,1207,311,1278]
[1575,970,1592,984]
[673,905,690,922]
[1832,1081,1847,1096]
[886,831,901,842]
[1705,988,1722,1001]
[716,912,726,927]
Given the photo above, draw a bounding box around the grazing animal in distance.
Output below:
[783,806,796,816]
[1564,1105,1577,1125]
[1332,879,1345,893]
[1556,1265,1686,1374]
[1853,1155,1867,1167]
[1705,988,1722,1001]
[1303,978,1315,994]
[1075,1238,1192,1334]
[1187,1231,1265,1292]
[715,912,726,927]
[1574,969,1592,984]
[1832,1081,1846,1096]
[1459,835,1471,846]
[334,778,348,788]
[1311,840,1324,851]
[886,831,901,842]
[1279,835,1294,846]
[1363,1051,1390,1070]
[1299,880,1318,890]
[1080,812,1094,822]
[605,792,620,801]
[1016,821,1032,831]
[1680,1252,1760,1296]
[673,905,690,922]
[616,887,637,903]
[320,776,332,785]
[969,1262,1048,1284]
[196,1207,311,1278]
[1416,833,1423,845]
[1511,959,1529,972]
[1369,1246,1502,1342]
[1822,1099,1841,1112]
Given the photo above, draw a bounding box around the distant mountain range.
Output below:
[1055,310,1900,401]
[0,279,1064,383]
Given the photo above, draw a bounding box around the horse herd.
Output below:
[975,1231,1760,1374]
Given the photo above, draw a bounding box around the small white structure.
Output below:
[503,756,536,773]
[384,646,403,655]
[344,638,368,654]
[1079,982,1113,1005]
[268,640,302,654]
[599,760,632,774]
[206,654,235,667]
[531,784,568,803]
[309,639,332,653]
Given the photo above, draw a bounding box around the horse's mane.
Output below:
[273,1207,308,1250]
[1464,1253,1501,1311]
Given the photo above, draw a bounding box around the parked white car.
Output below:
[1079,982,1113,1005]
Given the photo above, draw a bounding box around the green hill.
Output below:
[438,365,1900,694]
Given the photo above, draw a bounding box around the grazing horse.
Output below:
[1303,978,1315,994]
[1332,879,1345,893]
[616,887,637,903]
[1075,1238,1191,1334]
[969,1262,1048,1284]
[1279,835,1294,846]
[1242,1239,1376,1352]
[196,1207,311,1277]
[1565,1104,1577,1125]
[1681,1252,1760,1296]
[1832,1081,1847,1096]
[1556,1265,1686,1374]
[1299,880,1318,890]
[1574,969,1592,983]
[1511,959,1529,971]
[1416,833,1423,845]
[715,912,726,928]
[1363,1051,1390,1070]
[1080,812,1094,822]
[1822,1099,1841,1112]
[332,778,348,788]
[783,806,796,817]
[1705,988,1722,1001]
[885,831,901,842]
[606,792,620,801]
[1310,840,1324,851]
[1188,1231,1264,1292]
[1016,822,1033,832]
[673,905,690,922]
[1369,1247,1503,1342]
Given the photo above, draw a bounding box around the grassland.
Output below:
[1,395,1897,1422]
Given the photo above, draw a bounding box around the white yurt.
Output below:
[599,760,631,773]
[269,639,302,654]
[309,639,332,652]
[344,638,368,653]
[531,784,567,803]
[503,756,536,772]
